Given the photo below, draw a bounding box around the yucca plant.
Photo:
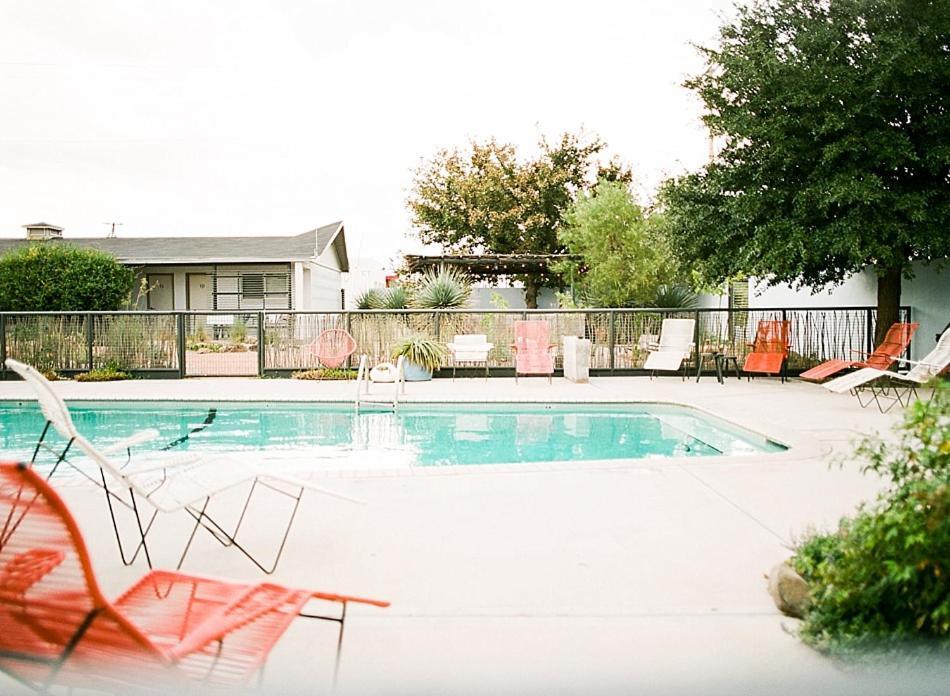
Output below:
[411,266,472,309]
[380,286,410,309]
[391,336,447,373]
[355,288,384,309]
[651,284,699,309]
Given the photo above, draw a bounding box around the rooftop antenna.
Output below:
[103,221,123,238]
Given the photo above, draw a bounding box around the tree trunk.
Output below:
[524,279,539,309]
[874,265,902,347]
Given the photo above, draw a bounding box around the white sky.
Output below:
[0,0,735,269]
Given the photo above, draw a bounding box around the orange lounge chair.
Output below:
[0,462,388,692]
[309,328,357,368]
[743,320,791,381]
[512,320,557,383]
[799,321,918,382]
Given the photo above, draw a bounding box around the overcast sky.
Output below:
[0,0,735,268]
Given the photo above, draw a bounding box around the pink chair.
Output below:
[511,320,557,384]
[309,329,357,368]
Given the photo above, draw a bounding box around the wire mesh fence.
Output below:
[0,306,910,378]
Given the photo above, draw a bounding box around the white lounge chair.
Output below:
[446,334,494,380]
[5,358,360,574]
[643,318,695,378]
[822,327,950,412]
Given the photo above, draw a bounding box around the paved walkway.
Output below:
[1,376,940,694]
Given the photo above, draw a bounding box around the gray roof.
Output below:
[0,221,348,270]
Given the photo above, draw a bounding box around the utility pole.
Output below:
[103,221,123,238]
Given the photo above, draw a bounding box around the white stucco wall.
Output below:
[750,261,948,360]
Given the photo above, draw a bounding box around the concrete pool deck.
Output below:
[0,376,943,693]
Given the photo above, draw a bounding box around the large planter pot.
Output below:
[402,361,433,381]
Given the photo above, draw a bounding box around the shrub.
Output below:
[792,382,950,654]
[75,366,132,382]
[0,244,134,311]
[292,368,357,380]
[229,319,248,345]
[355,289,384,309]
[391,336,447,372]
[379,286,410,310]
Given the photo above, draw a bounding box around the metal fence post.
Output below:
[866,308,874,356]
[0,314,5,380]
[433,311,441,342]
[693,310,701,374]
[257,311,266,377]
[176,313,187,378]
[86,314,95,371]
[608,311,616,373]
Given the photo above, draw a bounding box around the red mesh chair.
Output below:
[309,329,357,369]
[511,321,557,384]
[743,320,791,381]
[799,322,918,382]
[0,462,388,692]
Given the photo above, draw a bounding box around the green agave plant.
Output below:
[380,286,410,309]
[651,284,699,310]
[355,288,384,310]
[391,336,447,372]
[411,266,472,309]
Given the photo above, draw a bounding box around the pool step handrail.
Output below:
[355,355,404,412]
[355,354,370,411]
[393,355,406,411]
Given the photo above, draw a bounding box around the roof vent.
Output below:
[23,222,63,241]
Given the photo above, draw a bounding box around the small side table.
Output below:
[695,352,724,383]
[717,354,741,382]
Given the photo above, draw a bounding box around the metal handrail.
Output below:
[354,354,369,411]
[393,356,406,411]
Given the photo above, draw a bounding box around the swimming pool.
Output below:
[0,401,786,470]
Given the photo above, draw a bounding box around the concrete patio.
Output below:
[0,375,944,694]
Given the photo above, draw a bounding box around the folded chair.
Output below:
[643,318,695,379]
[6,358,360,575]
[822,327,950,412]
[800,322,919,382]
[512,321,557,383]
[0,462,388,693]
[743,320,791,382]
[309,329,357,369]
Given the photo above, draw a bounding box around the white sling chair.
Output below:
[822,327,950,412]
[643,318,695,378]
[5,358,360,574]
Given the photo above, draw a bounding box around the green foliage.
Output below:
[651,285,699,309]
[659,0,950,323]
[356,288,384,310]
[391,336,447,372]
[792,383,950,653]
[0,244,134,311]
[229,319,247,345]
[411,267,472,309]
[379,286,410,310]
[554,181,683,307]
[408,131,631,307]
[75,365,132,382]
[292,368,357,380]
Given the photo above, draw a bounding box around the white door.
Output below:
[146,274,174,310]
[187,274,211,310]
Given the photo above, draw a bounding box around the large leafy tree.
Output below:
[660,0,949,345]
[408,132,630,308]
[554,180,681,307]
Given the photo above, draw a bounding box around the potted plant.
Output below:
[391,336,447,381]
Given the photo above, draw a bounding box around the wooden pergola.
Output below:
[403,254,583,276]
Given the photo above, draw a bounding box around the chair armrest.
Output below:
[100,429,161,455]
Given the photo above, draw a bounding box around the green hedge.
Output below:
[0,244,134,311]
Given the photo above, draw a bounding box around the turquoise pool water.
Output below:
[0,401,786,469]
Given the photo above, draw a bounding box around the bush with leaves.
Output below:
[792,382,950,654]
[0,244,134,311]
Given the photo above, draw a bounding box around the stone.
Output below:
[767,562,810,619]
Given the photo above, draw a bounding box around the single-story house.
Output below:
[0,221,349,311]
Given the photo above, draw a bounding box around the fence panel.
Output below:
[183,312,260,376]
[92,313,178,371]
[4,314,89,373]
